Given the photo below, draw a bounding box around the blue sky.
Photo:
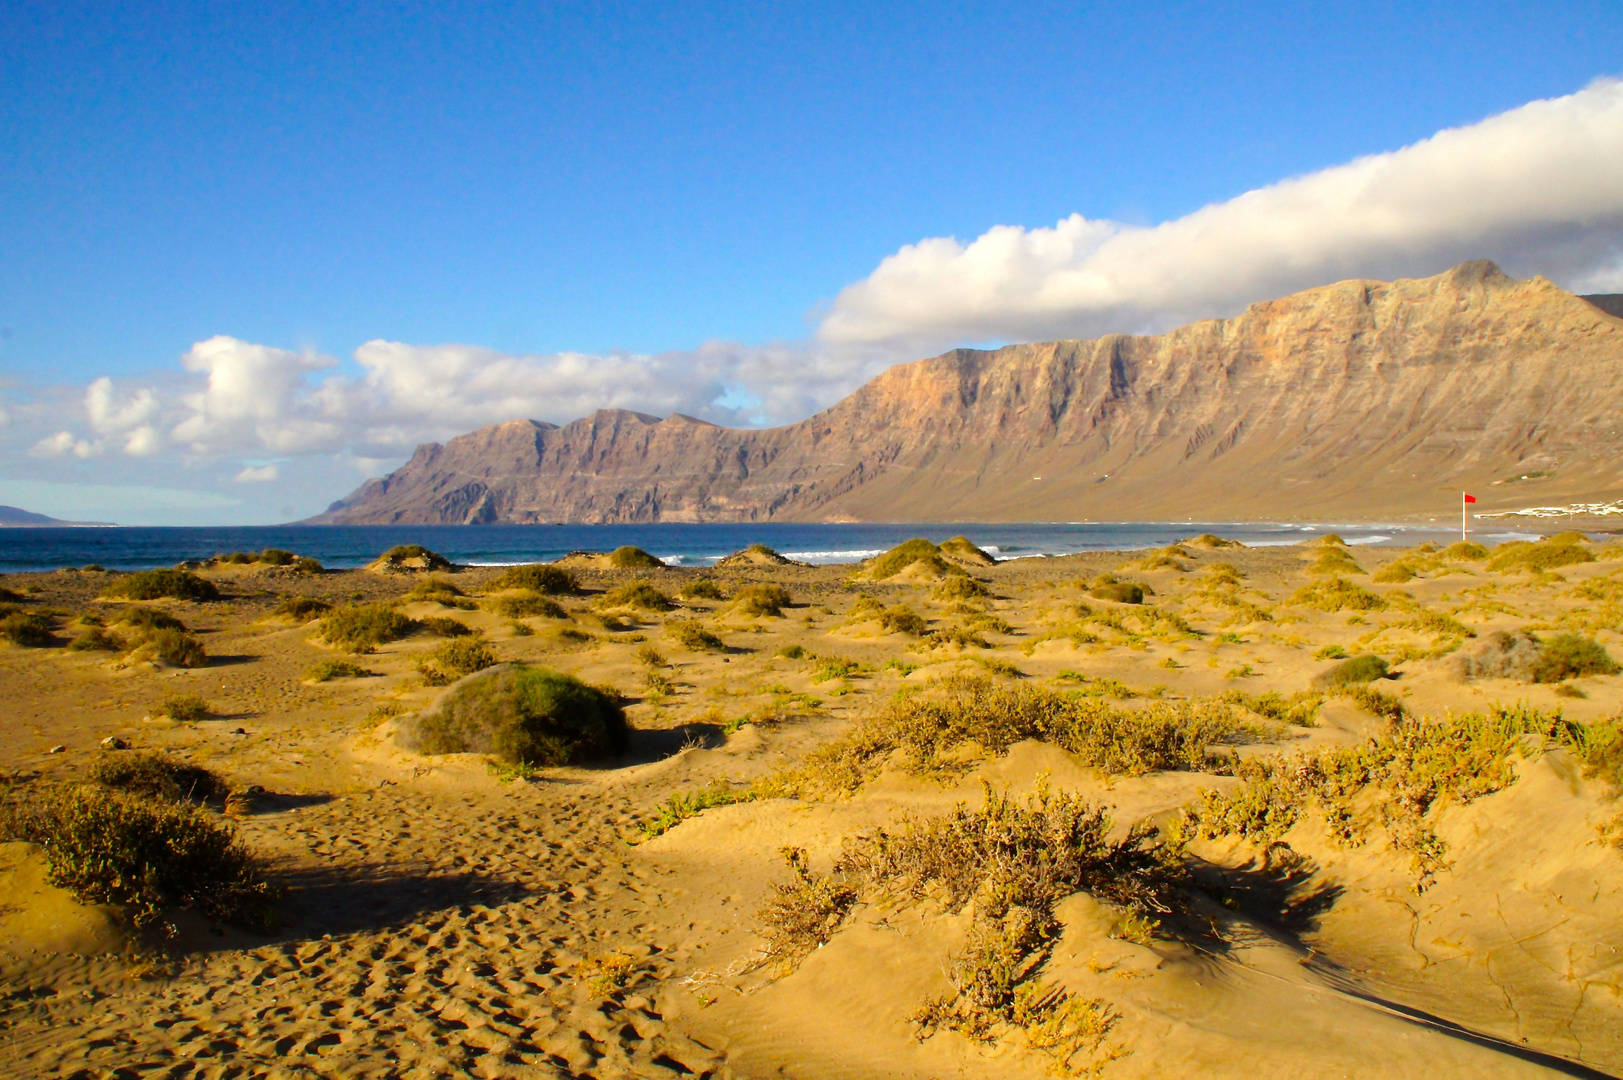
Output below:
[3,1,1622,523]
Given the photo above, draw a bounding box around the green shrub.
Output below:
[1089,582,1143,605]
[308,658,375,681]
[1372,561,1416,584]
[69,625,124,651]
[272,596,331,621]
[778,643,806,659]
[933,576,990,601]
[880,604,928,635]
[599,581,674,611]
[405,578,476,609]
[608,546,665,569]
[1,611,54,647]
[491,591,567,619]
[258,548,296,566]
[1487,541,1594,573]
[1222,689,1323,727]
[0,783,278,934]
[1309,549,1364,575]
[421,615,473,637]
[404,664,630,766]
[116,607,187,632]
[1531,633,1620,683]
[1443,541,1489,561]
[733,584,792,617]
[102,569,220,602]
[1315,653,1390,687]
[667,619,725,651]
[1314,644,1347,660]
[679,579,725,601]
[418,637,498,685]
[218,552,253,565]
[294,557,323,574]
[868,538,967,580]
[1289,577,1388,613]
[321,603,420,653]
[90,751,229,803]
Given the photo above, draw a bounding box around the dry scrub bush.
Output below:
[1185,704,1572,887]
[1531,633,1620,683]
[1453,629,1619,683]
[607,546,665,569]
[761,785,1158,1071]
[155,693,211,721]
[90,750,229,804]
[1089,581,1144,604]
[1289,577,1388,613]
[418,636,497,686]
[1400,610,1475,639]
[939,535,996,565]
[116,607,186,632]
[403,664,629,766]
[491,564,579,594]
[1444,541,1490,561]
[1223,689,1323,727]
[102,569,221,602]
[374,544,453,571]
[1373,561,1417,584]
[490,591,567,619]
[868,538,968,580]
[879,604,927,635]
[1,611,54,647]
[321,603,420,653]
[308,657,374,681]
[273,596,330,621]
[0,782,278,935]
[598,581,674,611]
[128,627,207,668]
[732,583,792,617]
[679,578,725,600]
[666,619,725,651]
[761,677,1262,799]
[1309,548,1364,576]
[69,625,124,651]
[1488,540,1595,574]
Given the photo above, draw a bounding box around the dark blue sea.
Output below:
[0,522,1540,574]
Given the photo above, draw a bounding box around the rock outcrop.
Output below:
[308,262,1623,524]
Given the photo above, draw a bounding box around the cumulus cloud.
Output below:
[819,79,1623,350]
[30,430,100,458]
[171,336,342,453]
[234,463,279,483]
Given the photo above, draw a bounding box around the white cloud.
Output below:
[171,336,341,453]
[234,463,280,483]
[123,425,162,456]
[85,376,158,436]
[30,430,100,458]
[818,79,1623,350]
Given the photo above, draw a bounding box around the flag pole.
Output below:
[1461,491,1467,543]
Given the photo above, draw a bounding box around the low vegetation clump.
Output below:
[405,578,476,609]
[1309,548,1364,575]
[403,664,630,766]
[1288,577,1388,613]
[607,546,665,569]
[321,603,420,653]
[637,781,752,841]
[1443,541,1490,561]
[115,607,187,632]
[678,579,725,601]
[732,583,792,617]
[598,581,675,611]
[373,544,454,572]
[1400,610,1475,639]
[69,625,124,651]
[1188,533,1242,549]
[759,677,1263,799]
[933,576,990,601]
[760,784,1162,1071]
[1314,653,1391,687]
[272,595,331,621]
[1,610,55,647]
[154,693,211,722]
[867,538,967,581]
[0,782,278,935]
[1089,580,1144,605]
[89,750,230,804]
[879,604,928,635]
[491,564,579,594]
[308,657,375,681]
[1487,539,1595,574]
[418,636,498,685]
[938,535,996,566]
[1372,560,1416,584]
[1184,705,1575,887]
[666,619,725,651]
[102,569,221,602]
[421,615,473,637]
[129,627,208,668]
[1531,632,1620,683]
[1222,689,1323,726]
[490,591,568,619]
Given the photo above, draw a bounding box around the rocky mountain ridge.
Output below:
[307,262,1623,524]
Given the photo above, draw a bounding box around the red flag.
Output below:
[1464,493,1477,504]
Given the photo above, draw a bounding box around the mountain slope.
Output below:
[308,262,1623,525]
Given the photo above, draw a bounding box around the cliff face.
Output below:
[307,262,1623,524]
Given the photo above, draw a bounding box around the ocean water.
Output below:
[0,521,1539,574]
